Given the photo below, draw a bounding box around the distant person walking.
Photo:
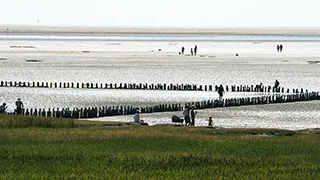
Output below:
[279,44,283,52]
[274,79,280,92]
[218,84,225,100]
[190,48,193,56]
[15,98,24,114]
[181,46,185,55]
[190,106,197,126]
[277,44,280,52]
[194,45,198,56]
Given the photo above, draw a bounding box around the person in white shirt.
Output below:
[133,109,142,123]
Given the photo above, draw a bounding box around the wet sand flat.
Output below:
[0,29,319,130]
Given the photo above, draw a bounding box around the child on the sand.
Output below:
[207,117,213,127]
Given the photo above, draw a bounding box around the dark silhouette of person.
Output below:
[181,46,185,55]
[191,48,193,56]
[15,98,24,114]
[274,79,280,92]
[275,79,280,88]
[208,117,213,127]
[218,84,225,100]
[190,106,197,126]
[194,45,197,56]
[279,44,283,52]
[0,103,7,113]
[277,45,280,52]
[259,83,263,92]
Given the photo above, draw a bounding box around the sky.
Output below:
[1,0,319,27]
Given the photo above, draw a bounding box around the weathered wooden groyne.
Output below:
[13,91,320,119]
[0,80,308,93]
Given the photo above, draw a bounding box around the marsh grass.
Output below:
[0,114,75,128]
[0,115,319,179]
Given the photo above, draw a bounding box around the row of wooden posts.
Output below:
[14,91,320,119]
[0,80,308,93]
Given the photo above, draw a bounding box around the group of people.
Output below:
[183,105,214,127]
[277,44,284,52]
[180,45,198,56]
[0,98,24,114]
[182,104,197,126]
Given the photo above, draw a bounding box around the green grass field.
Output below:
[0,114,319,179]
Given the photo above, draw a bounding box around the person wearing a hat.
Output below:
[133,108,142,123]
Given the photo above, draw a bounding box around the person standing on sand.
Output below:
[279,44,283,52]
[181,46,185,55]
[183,105,191,126]
[274,79,280,92]
[277,45,280,52]
[218,85,225,100]
[15,98,24,114]
[207,117,213,127]
[194,45,197,56]
[190,48,193,56]
[190,106,197,126]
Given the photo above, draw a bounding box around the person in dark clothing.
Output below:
[0,103,7,113]
[191,48,193,56]
[190,106,197,126]
[279,44,283,52]
[194,45,197,56]
[277,45,280,52]
[207,117,213,127]
[218,84,225,100]
[181,46,185,55]
[15,98,24,114]
[274,79,280,92]
[275,79,280,88]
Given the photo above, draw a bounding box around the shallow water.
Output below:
[0,32,319,130]
[91,101,320,130]
[0,86,273,112]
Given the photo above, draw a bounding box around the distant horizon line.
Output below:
[1,24,320,35]
[2,24,320,29]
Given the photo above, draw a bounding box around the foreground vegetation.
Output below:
[0,114,319,179]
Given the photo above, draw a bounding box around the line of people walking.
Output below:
[180,45,198,56]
